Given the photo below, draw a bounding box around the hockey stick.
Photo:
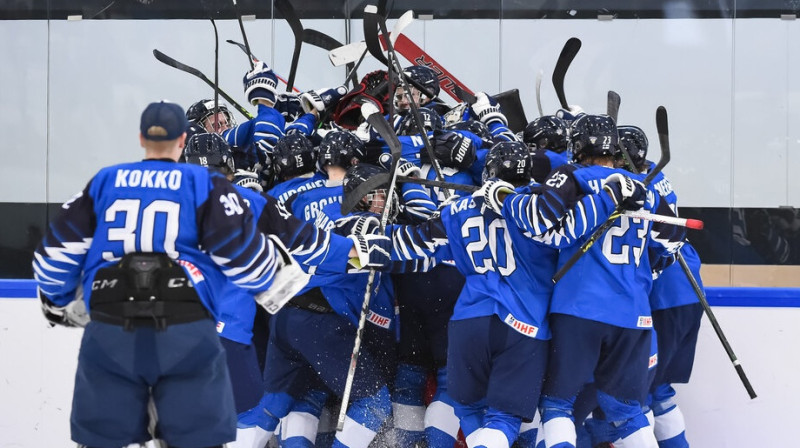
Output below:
[226,40,301,93]
[535,69,544,117]
[275,0,303,92]
[452,86,528,133]
[301,29,358,87]
[552,105,670,283]
[607,90,621,122]
[363,5,389,66]
[393,33,473,102]
[328,10,415,67]
[152,49,253,120]
[231,0,254,70]
[337,105,404,432]
[392,176,703,229]
[676,253,757,398]
[365,6,450,193]
[552,37,582,109]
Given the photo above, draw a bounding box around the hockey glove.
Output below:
[396,158,421,178]
[243,61,278,106]
[274,93,304,121]
[473,178,515,215]
[39,288,89,328]
[471,92,508,126]
[254,235,311,314]
[602,173,647,210]
[555,105,585,124]
[233,169,264,193]
[355,120,381,143]
[301,85,348,113]
[348,233,392,269]
[429,130,477,170]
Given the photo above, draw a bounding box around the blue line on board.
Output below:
[2,280,800,307]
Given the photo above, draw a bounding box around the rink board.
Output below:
[0,281,796,447]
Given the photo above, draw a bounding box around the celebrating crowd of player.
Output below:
[33,58,704,448]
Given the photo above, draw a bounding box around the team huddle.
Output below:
[32,60,704,448]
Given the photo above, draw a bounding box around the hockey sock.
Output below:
[315,403,338,448]
[464,407,521,448]
[595,391,657,448]
[280,389,328,448]
[540,395,577,448]
[333,386,392,448]
[515,411,541,448]
[651,385,688,448]
[392,363,428,447]
[256,392,295,444]
[425,368,460,448]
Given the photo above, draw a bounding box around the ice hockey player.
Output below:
[181,132,394,448]
[536,114,685,448]
[33,101,292,448]
[619,125,704,448]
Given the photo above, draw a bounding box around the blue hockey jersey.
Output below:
[33,160,280,319]
[541,163,685,329]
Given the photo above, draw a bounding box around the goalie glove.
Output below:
[300,86,348,113]
[254,234,311,314]
[39,287,90,328]
[602,172,647,210]
[348,234,392,270]
[473,178,515,215]
[471,92,508,126]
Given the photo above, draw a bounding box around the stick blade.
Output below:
[607,90,621,122]
[654,105,670,172]
[552,37,581,109]
[453,85,477,105]
[363,5,389,66]
[340,172,392,215]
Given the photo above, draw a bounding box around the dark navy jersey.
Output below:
[215,187,354,344]
[541,163,685,329]
[33,160,280,319]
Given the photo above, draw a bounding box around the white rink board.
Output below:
[0,297,794,447]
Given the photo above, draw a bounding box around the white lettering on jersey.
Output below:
[114,169,182,190]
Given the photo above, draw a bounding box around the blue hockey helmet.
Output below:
[182,133,236,175]
[523,115,569,153]
[569,114,619,163]
[617,125,649,171]
[482,141,533,186]
[273,134,316,180]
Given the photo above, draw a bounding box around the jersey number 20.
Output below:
[462,216,516,275]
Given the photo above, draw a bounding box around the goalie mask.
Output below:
[182,133,236,176]
[617,125,649,171]
[273,134,316,180]
[570,114,619,163]
[343,163,398,219]
[186,99,236,133]
[523,115,568,153]
[482,141,533,187]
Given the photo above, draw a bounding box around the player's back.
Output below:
[86,161,234,278]
[437,195,554,340]
[551,164,661,329]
